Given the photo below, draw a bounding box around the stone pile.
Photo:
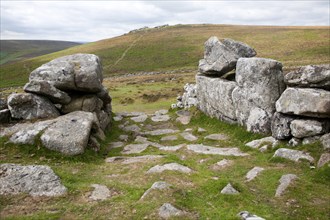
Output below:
[272,64,330,145]
[0,54,112,155]
[172,83,198,109]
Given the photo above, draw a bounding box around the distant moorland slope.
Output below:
[0,24,329,88]
[0,40,81,65]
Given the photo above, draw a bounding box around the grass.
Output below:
[1,24,329,88]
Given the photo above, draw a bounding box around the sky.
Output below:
[1,0,329,42]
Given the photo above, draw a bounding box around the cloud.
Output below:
[1,0,329,42]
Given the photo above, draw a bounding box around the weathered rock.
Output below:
[288,137,301,147]
[180,132,198,141]
[158,203,184,219]
[196,74,237,122]
[187,144,249,156]
[155,109,168,115]
[271,112,295,140]
[276,87,330,118]
[143,129,180,136]
[24,80,71,104]
[0,163,67,196]
[147,163,193,174]
[96,86,112,107]
[238,211,265,220]
[113,115,123,121]
[284,64,330,90]
[210,159,233,170]
[275,174,297,197]
[181,83,198,108]
[131,114,148,123]
[8,93,60,120]
[245,167,265,182]
[220,183,239,194]
[118,134,129,141]
[140,181,171,200]
[0,98,7,110]
[204,133,229,141]
[0,109,10,123]
[198,127,207,133]
[61,95,103,114]
[151,115,170,122]
[134,136,164,149]
[221,38,257,58]
[176,115,191,125]
[302,136,321,145]
[123,124,141,133]
[40,111,94,155]
[245,136,278,149]
[97,110,111,131]
[160,135,178,141]
[273,148,314,163]
[105,155,164,164]
[89,184,110,201]
[317,153,330,168]
[233,57,285,133]
[320,133,330,150]
[290,119,329,138]
[122,143,149,154]
[159,144,185,152]
[108,141,124,149]
[29,54,103,92]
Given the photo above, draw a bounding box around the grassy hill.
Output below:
[0,40,81,65]
[0,24,329,88]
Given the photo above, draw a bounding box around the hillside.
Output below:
[0,40,81,65]
[0,24,329,88]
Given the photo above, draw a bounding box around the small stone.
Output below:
[89,184,110,201]
[273,148,314,162]
[109,142,124,148]
[245,137,278,149]
[155,109,168,115]
[161,135,178,141]
[176,115,191,125]
[151,115,170,122]
[113,115,123,121]
[105,155,164,164]
[119,135,129,142]
[245,167,265,182]
[220,183,239,194]
[238,211,265,220]
[159,144,185,151]
[204,133,229,141]
[180,132,198,141]
[210,159,233,170]
[187,144,249,156]
[302,136,321,145]
[140,181,171,200]
[122,144,149,154]
[158,203,184,219]
[147,163,193,174]
[143,129,180,136]
[131,114,148,123]
[320,133,330,150]
[259,145,268,152]
[198,127,207,133]
[123,124,141,133]
[275,174,298,197]
[317,153,330,168]
[288,138,301,147]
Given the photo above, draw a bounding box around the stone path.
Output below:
[147,163,193,174]
[187,144,249,156]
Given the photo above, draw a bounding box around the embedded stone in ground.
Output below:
[0,163,67,197]
[118,134,129,142]
[238,211,265,220]
[245,136,278,149]
[198,127,207,133]
[155,109,169,115]
[321,133,330,150]
[131,114,148,123]
[204,133,229,141]
[122,143,149,154]
[140,181,171,200]
[275,174,298,197]
[159,144,185,152]
[147,163,193,174]
[122,124,141,133]
[143,129,180,136]
[113,115,123,121]
[273,148,314,163]
[89,184,110,201]
[176,115,191,125]
[210,159,233,170]
[220,183,239,194]
[105,155,164,164]
[187,144,249,156]
[151,115,170,122]
[161,135,178,141]
[180,132,198,141]
[134,136,164,148]
[108,141,124,149]
[245,167,265,182]
[317,153,330,168]
[158,203,184,219]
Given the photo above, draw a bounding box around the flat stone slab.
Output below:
[159,203,184,219]
[108,141,124,148]
[161,135,178,141]
[134,136,164,148]
[151,115,171,122]
[317,153,330,168]
[0,163,67,197]
[147,163,193,174]
[180,132,198,141]
[238,211,265,220]
[122,124,141,133]
[176,115,191,125]
[159,144,185,152]
[220,183,239,194]
[245,136,278,149]
[130,114,148,123]
[143,129,180,136]
[122,143,149,154]
[89,184,110,201]
[275,174,298,197]
[113,115,123,122]
[204,133,229,141]
[211,159,233,170]
[105,155,164,164]
[273,148,314,162]
[245,167,265,182]
[140,181,171,200]
[198,127,207,133]
[155,109,169,115]
[187,144,249,156]
[118,135,129,142]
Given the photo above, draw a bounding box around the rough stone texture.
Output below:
[245,167,265,182]
[140,181,171,200]
[290,119,329,138]
[134,136,164,148]
[288,137,301,147]
[271,112,295,140]
[105,155,164,164]
[108,141,124,149]
[204,133,229,141]
[276,87,330,118]
[222,38,257,58]
[122,124,141,133]
[275,174,298,197]
[159,144,185,152]
[0,163,67,196]
[143,129,180,136]
[220,183,239,194]
[161,135,178,141]
[210,159,233,170]
[40,111,94,155]
[245,136,278,149]
[0,98,7,110]
[147,163,193,174]
[158,203,184,219]
[238,211,265,220]
[7,93,60,120]
[180,132,198,141]
[187,144,249,156]
[302,136,321,145]
[284,64,330,90]
[181,83,198,108]
[122,144,149,154]
[233,57,285,133]
[28,54,103,92]
[61,95,103,114]
[24,80,71,104]
[155,109,168,115]
[151,115,170,122]
[89,184,110,201]
[176,115,191,125]
[118,135,129,142]
[0,109,10,123]
[198,127,207,133]
[273,148,314,163]
[317,153,330,168]
[320,133,330,150]
[130,114,148,123]
[196,74,237,122]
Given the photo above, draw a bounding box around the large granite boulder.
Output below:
[28,54,103,93]
[40,111,95,155]
[290,119,329,138]
[232,58,285,133]
[196,74,237,122]
[0,163,67,196]
[7,93,60,120]
[276,88,330,118]
[198,37,256,75]
[284,64,330,90]
[61,95,103,114]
